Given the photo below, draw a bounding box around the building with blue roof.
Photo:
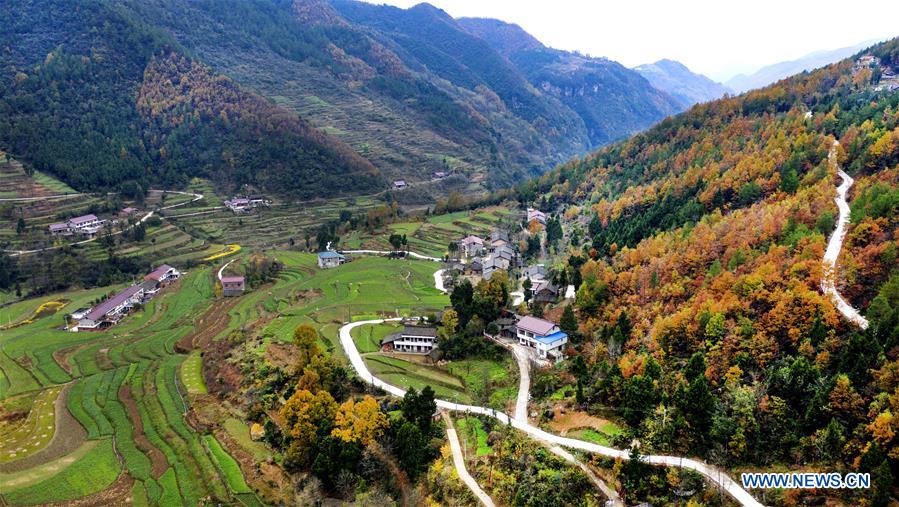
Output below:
[317,251,346,269]
[515,316,568,362]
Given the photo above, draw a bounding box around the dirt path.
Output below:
[821,140,869,329]
[118,386,168,478]
[0,384,86,473]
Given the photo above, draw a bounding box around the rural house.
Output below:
[50,213,105,237]
[515,316,568,362]
[381,324,439,354]
[76,285,146,331]
[144,265,181,287]
[393,179,408,189]
[221,276,245,297]
[49,223,72,237]
[317,251,346,269]
[527,208,547,225]
[459,235,485,258]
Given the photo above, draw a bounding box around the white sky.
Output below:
[360,0,898,82]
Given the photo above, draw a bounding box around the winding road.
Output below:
[338,318,764,507]
[821,141,869,329]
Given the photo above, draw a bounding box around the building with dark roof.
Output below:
[381,325,439,354]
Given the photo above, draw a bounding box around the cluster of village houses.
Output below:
[68,265,181,331]
[49,208,140,239]
[305,207,571,362]
[855,54,899,92]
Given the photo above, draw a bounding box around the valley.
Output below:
[1,3,898,507]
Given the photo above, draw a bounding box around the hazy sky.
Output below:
[360,0,898,82]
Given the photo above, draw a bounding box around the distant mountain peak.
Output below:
[633,59,730,108]
[456,17,544,56]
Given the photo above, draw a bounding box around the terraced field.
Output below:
[352,206,521,257]
[0,250,452,505]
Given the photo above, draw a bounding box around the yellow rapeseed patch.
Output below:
[202,244,241,262]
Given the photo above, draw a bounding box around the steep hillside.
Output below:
[726,39,882,92]
[633,59,731,107]
[0,0,380,198]
[527,38,899,504]
[458,17,682,147]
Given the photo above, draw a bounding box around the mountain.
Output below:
[633,59,731,107]
[726,39,882,93]
[525,37,899,501]
[0,0,380,198]
[0,0,686,197]
[457,17,682,148]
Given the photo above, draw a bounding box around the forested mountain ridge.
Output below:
[524,37,899,504]
[0,0,690,196]
[457,17,682,148]
[0,0,380,198]
[633,59,732,107]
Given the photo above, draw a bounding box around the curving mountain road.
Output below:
[821,141,869,329]
[339,318,764,507]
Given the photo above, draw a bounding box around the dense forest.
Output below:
[518,37,899,505]
[0,0,381,198]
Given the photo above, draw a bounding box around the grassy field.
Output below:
[455,416,493,456]
[2,438,120,505]
[0,386,61,462]
[0,247,455,505]
[179,350,207,395]
[351,321,402,353]
[350,207,519,257]
[223,418,270,461]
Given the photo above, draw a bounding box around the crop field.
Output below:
[351,321,402,353]
[455,416,493,456]
[353,206,520,257]
[0,244,458,504]
[179,350,207,395]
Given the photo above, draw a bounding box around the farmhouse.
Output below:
[49,223,72,236]
[515,316,568,362]
[393,179,408,189]
[381,324,439,354]
[531,279,560,304]
[523,264,548,280]
[224,195,269,214]
[317,251,346,269]
[459,235,485,258]
[433,171,447,179]
[76,285,145,331]
[527,208,546,225]
[144,264,181,287]
[221,276,245,297]
[69,214,103,234]
[121,207,138,217]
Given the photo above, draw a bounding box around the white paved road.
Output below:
[339,318,764,507]
[821,141,869,329]
[441,413,496,507]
